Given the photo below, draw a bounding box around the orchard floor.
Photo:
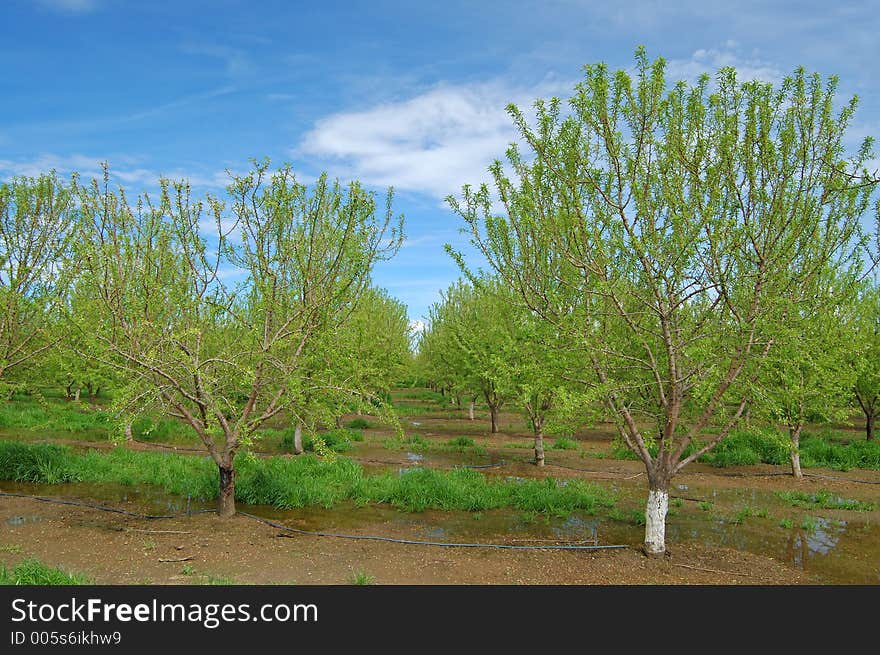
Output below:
[0,493,815,585]
[1,395,879,585]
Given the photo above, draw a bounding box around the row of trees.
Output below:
[0,160,412,517]
[440,50,879,555]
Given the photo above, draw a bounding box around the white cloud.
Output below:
[0,154,235,194]
[665,45,783,85]
[297,79,569,200]
[36,0,98,13]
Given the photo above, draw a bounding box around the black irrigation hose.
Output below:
[0,489,629,552]
[238,512,629,552]
[0,490,214,520]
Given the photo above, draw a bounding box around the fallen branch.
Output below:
[128,529,192,535]
[159,556,193,563]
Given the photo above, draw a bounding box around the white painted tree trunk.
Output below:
[644,488,669,557]
[790,427,803,478]
[74,387,80,402]
[124,421,133,444]
[293,423,304,455]
[468,401,475,421]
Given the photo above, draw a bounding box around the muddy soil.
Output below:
[1,399,878,585]
[1,494,814,585]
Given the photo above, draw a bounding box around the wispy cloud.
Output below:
[180,44,255,78]
[297,79,569,200]
[665,42,783,84]
[36,0,99,13]
[0,154,233,192]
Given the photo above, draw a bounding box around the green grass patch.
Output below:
[272,427,363,454]
[549,437,579,451]
[0,558,91,585]
[776,489,876,512]
[0,441,615,516]
[344,418,372,430]
[351,570,375,585]
[0,399,111,435]
[605,427,880,471]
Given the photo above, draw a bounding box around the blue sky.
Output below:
[2,0,878,326]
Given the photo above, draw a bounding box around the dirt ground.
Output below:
[1,493,815,585]
[2,400,878,585]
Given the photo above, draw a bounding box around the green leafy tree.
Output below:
[0,172,75,395]
[70,161,402,517]
[423,279,515,434]
[448,51,877,555]
[752,276,856,477]
[851,282,880,441]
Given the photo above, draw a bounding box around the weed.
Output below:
[776,489,876,512]
[345,418,372,430]
[549,437,578,451]
[0,558,90,585]
[181,564,196,576]
[698,501,714,512]
[779,518,793,529]
[351,570,375,585]
[800,516,818,531]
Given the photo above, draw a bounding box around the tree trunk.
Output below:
[534,427,545,467]
[335,415,344,428]
[468,400,475,421]
[73,387,80,402]
[789,425,803,479]
[293,422,304,455]
[867,412,875,442]
[124,421,133,445]
[490,406,499,433]
[218,465,236,518]
[65,382,73,400]
[644,478,669,557]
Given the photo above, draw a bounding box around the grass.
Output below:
[0,543,24,554]
[351,570,375,585]
[776,489,876,512]
[606,427,880,471]
[0,398,111,435]
[549,437,579,451]
[0,558,91,585]
[345,418,372,430]
[800,516,819,531]
[608,508,646,526]
[274,427,364,454]
[0,440,616,516]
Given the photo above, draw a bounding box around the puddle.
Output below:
[405,452,424,462]
[5,515,43,526]
[2,475,878,583]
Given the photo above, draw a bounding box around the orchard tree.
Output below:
[752,278,856,477]
[424,279,514,433]
[0,172,76,394]
[70,161,402,517]
[448,51,878,555]
[851,282,880,441]
[284,287,410,454]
